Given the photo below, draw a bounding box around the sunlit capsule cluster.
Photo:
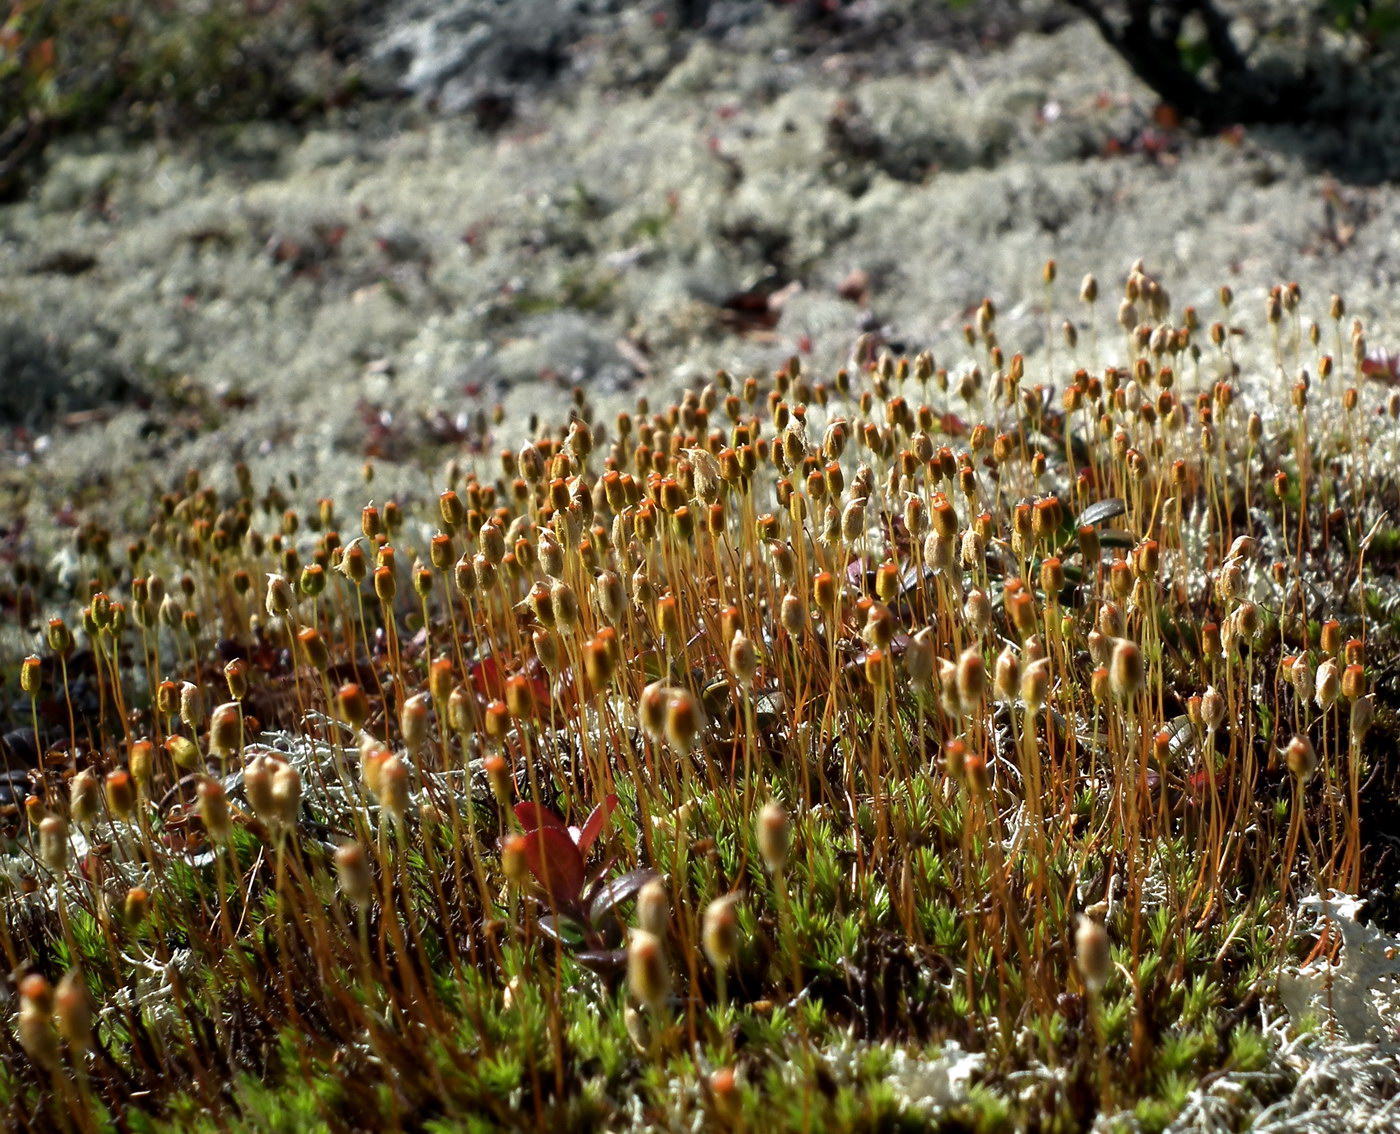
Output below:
[4,261,1396,1128]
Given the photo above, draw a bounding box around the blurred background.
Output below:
[3,0,1400,545]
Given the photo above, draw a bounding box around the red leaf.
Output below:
[940,411,969,437]
[470,656,506,700]
[521,826,585,905]
[514,801,568,834]
[1362,349,1400,382]
[526,657,550,696]
[1152,103,1181,130]
[577,794,619,855]
[513,659,553,719]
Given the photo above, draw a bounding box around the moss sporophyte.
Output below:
[4,263,1398,1131]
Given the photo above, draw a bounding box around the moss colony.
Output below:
[2,263,1400,1132]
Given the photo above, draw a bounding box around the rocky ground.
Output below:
[4,0,1400,555]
